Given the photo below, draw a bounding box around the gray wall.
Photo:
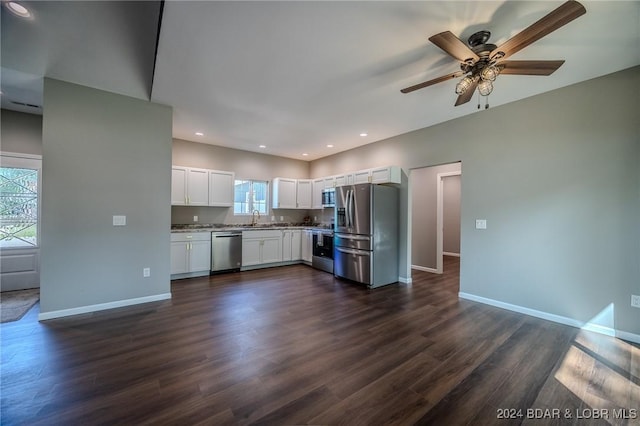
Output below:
[443,175,461,255]
[310,66,640,336]
[172,138,311,226]
[1,109,43,155]
[40,79,172,314]
[411,162,461,269]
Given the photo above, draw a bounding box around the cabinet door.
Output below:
[353,169,371,184]
[301,230,312,262]
[170,241,189,274]
[324,177,335,189]
[273,178,297,209]
[242,239,262,267]
[187,168,209,206]
[312,179,324,209]
[282,230,292,261]
[291,230,302,261]
[296,179,312,209]
[334,175,347,187]
[189,239,211,272]
[262,237,282,264]
[209,171,234,207]
[171,167,188,205]
[370,166,401,184]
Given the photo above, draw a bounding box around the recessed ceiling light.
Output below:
[195,132,204,136]
[259,145,266,148]
[326,144,334,148]
[360,133,368,137]
[302,153,308,156]
[5,1,31,18]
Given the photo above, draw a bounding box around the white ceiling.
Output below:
[2,1,639,160]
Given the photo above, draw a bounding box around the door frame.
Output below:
[435,171,461,274]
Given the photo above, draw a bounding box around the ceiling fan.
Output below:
[401,0,586,107]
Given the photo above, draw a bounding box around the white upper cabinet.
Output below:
[334,166,402,186]
[171,166,209,206]
[312,178,324,209]
[171,167,187,205]
[353,169,371,184]
[370,166,401,184]
[209,170,234,207]
[334,173,354,187]
[273,178,312,209]
[272,178,297,209]
[172,166,234,207]
[296,179,312,209]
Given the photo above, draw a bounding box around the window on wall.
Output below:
[0,154,42,249]
[234,179,268,215]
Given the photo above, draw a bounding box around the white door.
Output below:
[262,238,282,264]
[291,230,302,261]
[170,241,189,274]
[189,240,211,272]
[296,179,312,209]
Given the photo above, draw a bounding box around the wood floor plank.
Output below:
[2,257,637,425]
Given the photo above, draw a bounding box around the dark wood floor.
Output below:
[2,257,638,425]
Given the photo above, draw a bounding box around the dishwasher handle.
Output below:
[212,232,242,238]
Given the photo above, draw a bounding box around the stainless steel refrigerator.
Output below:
[334,183,398,288]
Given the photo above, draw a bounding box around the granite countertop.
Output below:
[171,223,333,233]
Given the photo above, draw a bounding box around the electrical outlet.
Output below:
[475,219,487,229]
[193,215,198,222]
[143,267,150,278]
[280,216,284,221]
[631,295,640,308]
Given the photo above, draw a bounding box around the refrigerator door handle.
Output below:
[336,247,370,256]
[348,189,354,228]
[346,189,352,228]
[335,233,370,241]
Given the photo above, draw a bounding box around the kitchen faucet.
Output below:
[251,209,260,226]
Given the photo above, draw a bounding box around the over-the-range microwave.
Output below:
[321,188,335,208]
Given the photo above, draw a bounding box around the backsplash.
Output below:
[171,206,333,227]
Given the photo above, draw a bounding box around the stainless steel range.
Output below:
[311,229,333,273]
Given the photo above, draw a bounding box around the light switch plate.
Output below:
[143,267,151,278]
[113,215,126,226]
[193,215,198,222]
[475,219,487,230]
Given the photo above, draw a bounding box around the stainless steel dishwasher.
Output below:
[211,231,242,273]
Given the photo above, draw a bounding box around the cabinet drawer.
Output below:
[171,232,212,242]
[242,230,282,239]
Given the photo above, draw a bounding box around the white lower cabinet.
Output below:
[301,230,313,263]
[171,232,211,276]
[242,230,283,267]
[282,229,302,261]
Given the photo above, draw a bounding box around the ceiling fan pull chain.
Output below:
[485,95,490,109]
[477,91,481,109]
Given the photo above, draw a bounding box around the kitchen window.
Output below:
[234,179,268,215]
[0,153,41,249]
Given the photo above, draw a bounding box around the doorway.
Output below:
[410,162,461,274]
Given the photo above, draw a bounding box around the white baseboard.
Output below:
[398,276,412,284]
[458,292,640,344]
[38,293,172,321]
[411,265,439,274]
[443,252,460,257]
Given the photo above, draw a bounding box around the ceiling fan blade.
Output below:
[454,79,478,106]
[400,71,465,94]
[491,0,586,60]
[497,60,565,75]
[429,31,480,64]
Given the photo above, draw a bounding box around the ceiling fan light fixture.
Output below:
[455,76,475,95]
[477,80,494,96]
[480,65,499,82]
